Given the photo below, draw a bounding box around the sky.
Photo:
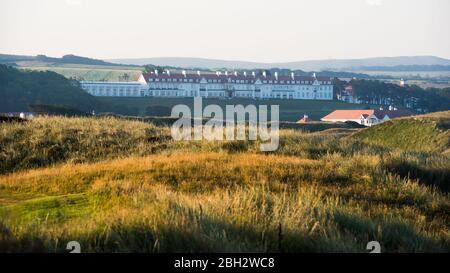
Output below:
[0,0,449,62]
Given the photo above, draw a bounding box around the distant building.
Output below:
[80,81,147,97]
[80,71,333,100]
[321,109,415,127]
[296,114,312,123]
[337,85,361,104]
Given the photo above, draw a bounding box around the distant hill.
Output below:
[4,53,449,73]
[0,64,102,112]
[348,64,450,72]
[0,54,127,67]
[352,110,450,192]
[108,56,450,71]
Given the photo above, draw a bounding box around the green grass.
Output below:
[0,193,98,225]
[0,113,449,252]
[353,111,450,153]
[98,96,376,121]
[19,64,142,82]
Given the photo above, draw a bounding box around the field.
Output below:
[18,63,142,82]
[0,112,449,252]
[98,97,375,122]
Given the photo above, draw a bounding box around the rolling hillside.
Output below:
[353,111,450,153]
[0,54,127,67]
[0,54,142,82]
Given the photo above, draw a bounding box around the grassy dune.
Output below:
[354,111,450,153]
[0,113,449,252]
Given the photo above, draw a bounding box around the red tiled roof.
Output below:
[142,72,331,85]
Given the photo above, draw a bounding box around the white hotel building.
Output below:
[80,71,333,100]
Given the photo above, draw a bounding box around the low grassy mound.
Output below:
[0,116,170,174]
[0,115,449,252]
[352,111,450,153]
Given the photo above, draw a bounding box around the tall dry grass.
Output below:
[0,152,448,252]
[0,114,449,252]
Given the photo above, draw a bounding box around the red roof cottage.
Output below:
[321,109,415,126]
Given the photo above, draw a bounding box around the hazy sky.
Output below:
[1,0,449,62]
